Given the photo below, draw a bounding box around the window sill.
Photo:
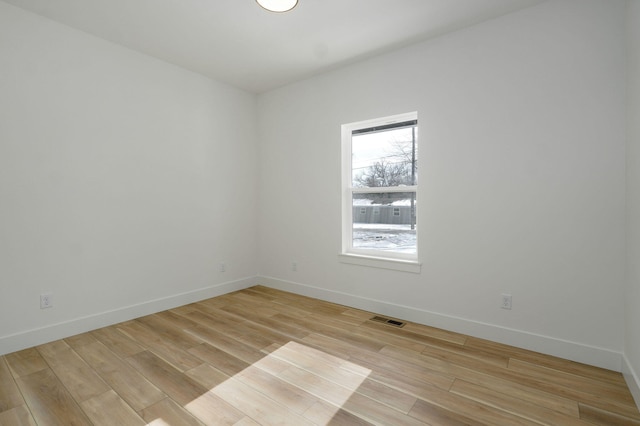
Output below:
[338,253,422,273]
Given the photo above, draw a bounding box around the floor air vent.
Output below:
[369,315,406,328]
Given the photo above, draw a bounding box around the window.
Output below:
[341,112,419,267]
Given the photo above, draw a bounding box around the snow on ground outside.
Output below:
[352,199,414,206]
[353,223,417,253]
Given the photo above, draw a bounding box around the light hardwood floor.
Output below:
[1,285,639,425]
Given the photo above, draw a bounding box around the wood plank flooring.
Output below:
[1,285,639,425]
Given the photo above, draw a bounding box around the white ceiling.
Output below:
[2,0,544,93]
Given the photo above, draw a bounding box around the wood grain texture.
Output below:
[125,350,206,406]
[37,340,110,402]
[4,348,48,378]
[74,340,166,411]
[80,390,146,425]
[91,325,145,358]
[15,368,92,425]
[117,319,203,371]
[1,285,638,425]
[0,357,24,412]
[139,397,204,426]
[0,404,37,426]
[578,402,640,426]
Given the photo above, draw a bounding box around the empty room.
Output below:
[1,0,640,424]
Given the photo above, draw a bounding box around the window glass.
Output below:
[342,113,418,261]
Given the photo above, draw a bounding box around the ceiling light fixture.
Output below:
[256,0,298,13]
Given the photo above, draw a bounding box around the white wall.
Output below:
[0,2,258,354]
[625,0,640,406]
[257,0,627,370]
[0,0,632,379]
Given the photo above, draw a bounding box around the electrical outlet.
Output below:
[40,293,53,309]
[501,293,512,310]
[291,262,297,272]
[219,262,226,272]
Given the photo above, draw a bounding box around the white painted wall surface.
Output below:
[0,0,632,378]
[257,0,627,370]
[0,2,258,354]
[625,0,640,406]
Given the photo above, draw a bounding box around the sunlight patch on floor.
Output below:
[184,341,371,425]
[146,419,170,426]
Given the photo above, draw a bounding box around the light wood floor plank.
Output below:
[406,398,482,426]
[80,389,146,425]
[419,341,510,369]
[267,340,418,414]
[505,358,640,419]
[188,342,252,377]
[408,390,540,426]
[125,350,206,406]
[74,340,166,411]
[223,315,299,348]
[4,348,48,378]
[233,417,261,426]
[508,357,638,406]
[0,404,37,426]
[137,312,204,348]
[300,334,455,391]
[235,365,319,415]
[388,339,583,418]
[466,335,629,387]
[185,390,246,426]
[220,302,296,328]
[191,303,248,328]
[350,322,428,353]
[399,321,468,346]
[0,357,24,412]
[303,400,375,425]
[91,325,145,358]
[139,397,204,426]
[1,285,638,425]
[15,368,92,425]
[249,286,347,315]
[205,370,316,426]
[117,320,203,372]
[64,331,98,349]
[36,340,110,402]
[183,324,265,365]
[277,363,427,426]
[389,340,640,421]
[274,312,386,353]
[449,379,592,425]
[157,309,206,331]
[578,402,640,425]
[173,365,244,426]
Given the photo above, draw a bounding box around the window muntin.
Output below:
[342,112,418,261]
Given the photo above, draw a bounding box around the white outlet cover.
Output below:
[501,293,512,310]
[40,293,53,309]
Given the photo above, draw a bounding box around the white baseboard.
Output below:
[258,276,623,372]
[0,276,258,356]
[623,354,640,410]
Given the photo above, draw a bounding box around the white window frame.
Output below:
[340,112,421,273]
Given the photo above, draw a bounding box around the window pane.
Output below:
[352,192,417,254]
[352,126,417,188]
